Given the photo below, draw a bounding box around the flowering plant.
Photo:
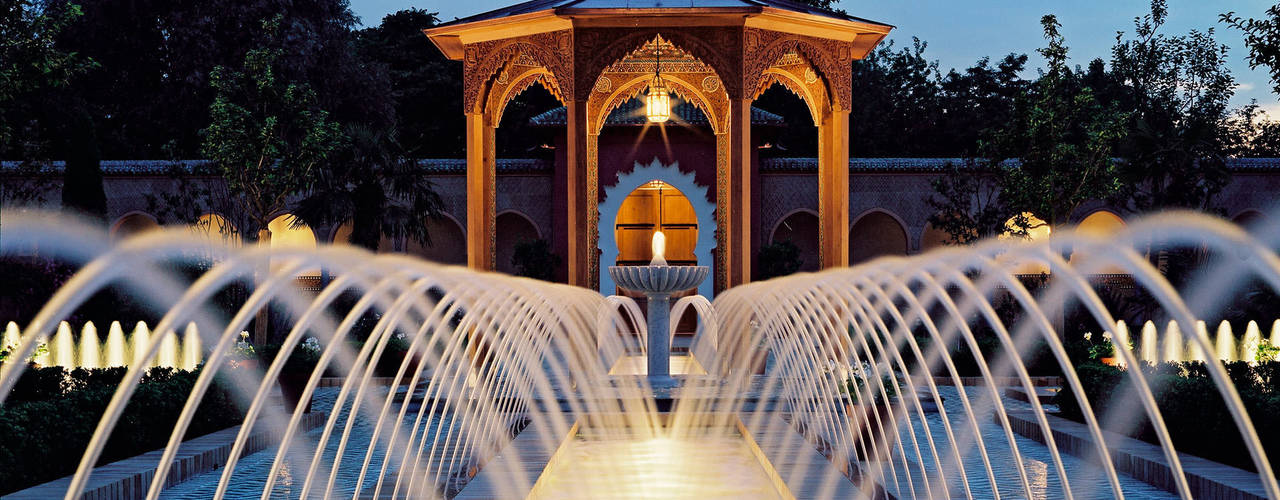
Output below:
[0,340,48,364]
[1084,331,1115,360]
[231,331,255,358]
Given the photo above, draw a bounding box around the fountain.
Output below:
[0,211,1278,500]
[608,231,709,388]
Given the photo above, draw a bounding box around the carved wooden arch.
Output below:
[463,30,574,114]
[574,27,742,99]
[744,28,854,111]
[486,66,559,128]
[589,73,729,135]
[757,66,829,126]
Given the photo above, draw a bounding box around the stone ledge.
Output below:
[4,412,327,500]
[1005,411,1269,500]
[910,376,1062,387]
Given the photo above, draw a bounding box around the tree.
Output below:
[355,9,463,157]
[202,16,342,244]
[927,15,1124,244]
[1112,0,1235,212]
[0,0,89,152]
[848,38,943,156]
[292,125,444,251]
[1223,5,1280,96]
[995,15,1126,232]
[926,160,1010,244]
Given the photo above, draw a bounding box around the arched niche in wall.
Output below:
[495,211,541,275]
[770,210,820,273]
[110,212,160,241]
[332,222,395,253]
[849,210,908,265]
[406,215,467,266]
[267,214,319,277]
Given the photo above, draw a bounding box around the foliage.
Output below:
[1259,343,1280,363]
[0,366,246,494]
[1081,331,1117,360]
[1224,102,1280,156]
[201,15,341,240]
[842,371,897,405]
[292,125,444,251]
[1110,0,1235,212]
[926,160,1008,244]
[512,239,561,281]
[0,0,91,151]
[353,9,463,157]
[995,15,1126,231]
[0,341,47,365]
[928,15,1124,243]
[1223,5,1280,97]
[257,337,323,374]
[1055,361,1280,472]
[757,240,803,280]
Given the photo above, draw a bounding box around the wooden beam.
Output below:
[565,101,590,287]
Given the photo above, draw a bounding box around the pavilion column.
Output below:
[727,98,753,286]
[565,100,590,287]
[465,112,496,270]
[818,108,850,269]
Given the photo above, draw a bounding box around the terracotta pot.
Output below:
[845,399,900,462]
[231,358,258,371]
[1100,357,1118,366]
[278,372,314,413]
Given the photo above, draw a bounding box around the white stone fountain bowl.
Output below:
[609,265,710,294]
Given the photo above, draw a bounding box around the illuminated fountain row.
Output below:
[1,211,1280,499]
[1097,319,1280,364]
[2,320,203,369]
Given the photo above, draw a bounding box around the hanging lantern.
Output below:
[645,39,670,123]
[645,74,671,123]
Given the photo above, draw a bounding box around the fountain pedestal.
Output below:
[608,265,709,388]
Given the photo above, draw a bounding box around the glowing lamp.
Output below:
[650,231,667,266]
[645,75,670,123]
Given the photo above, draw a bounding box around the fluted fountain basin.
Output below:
[609,265,709,294]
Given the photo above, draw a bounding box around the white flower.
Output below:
[1083,332,1092,341]
[302,337,321,353]
[1102,332,1112,341]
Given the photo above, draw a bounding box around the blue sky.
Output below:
[350,0,1279,112]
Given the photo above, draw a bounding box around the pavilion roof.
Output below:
[529,98,785,127]
[436,0,891,29]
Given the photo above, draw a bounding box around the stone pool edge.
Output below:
[4,412,328,500]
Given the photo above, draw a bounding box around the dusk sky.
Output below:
[351,0,1280,113]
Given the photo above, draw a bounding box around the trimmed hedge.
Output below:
[0,365,246,494]
[1055,361,1280,471]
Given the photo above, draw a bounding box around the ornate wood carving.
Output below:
[463,30,574,113]
[574,28,742,100]
[743,28,854,110]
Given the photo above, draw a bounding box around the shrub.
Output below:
[0,365,246,494]
[1054,361,1280,471]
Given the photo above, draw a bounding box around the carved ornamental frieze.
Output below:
[743,28,854,111]
[463,30,575,113]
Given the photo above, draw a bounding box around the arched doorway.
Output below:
[771,211,820,273]
[1070,210,1126,272]
[849,210,908,264]
[598,158,715,298]
[267,214,318,277]
[495,211,541,274]
[921,221,949,252]
[332,222,395,253]
[1000,212,1051,275]
[406,216,467,265]
[614,181,697,268]
[191,213,239,245]
[110,212,159,241]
